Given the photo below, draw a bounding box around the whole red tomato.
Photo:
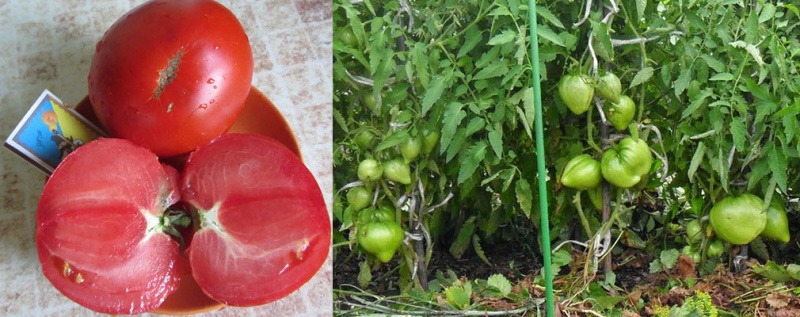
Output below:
[88,0,253,157]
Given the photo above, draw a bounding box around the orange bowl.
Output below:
[73,86,300,315]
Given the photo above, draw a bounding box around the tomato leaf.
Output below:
[591,22,614,61]
[515,179,533,217]
[689,142,706,182]
[516,106,533,140]
[412,43,431,87]
[422,75,449,116]
[730,119,747,152]
[488,127,504,159]
[753,261,793,283]
[749,237,770,262]
[729,41,764,67]
[521,87,535,138]
[449,217,476,259]
[472,235,491,266]
[458,26,483,58]
[630,67,654,88]
[636,0,647,20]
[682,89,713,119]
[759,3,776,23]
[700,54,726,72]
[674,66,693,96]
[473,60,510,80]
[747,158,770,191]
[709,72,735,81]
[458,141,487,184]
[537,6,564,29]
[375,129,410,152]
[538,24,565,47]
[487,29,516,46]
[768,147,788,192]
[333,108,348,134]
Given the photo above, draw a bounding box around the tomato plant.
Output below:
[89,0,253,157]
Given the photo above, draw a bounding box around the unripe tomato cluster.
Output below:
[557,71,655,193]
[346,126,439,263]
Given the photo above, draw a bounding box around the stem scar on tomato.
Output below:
[153,51,184,99]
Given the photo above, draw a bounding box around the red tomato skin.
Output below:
[36,138,183,314]
[89,0,253,157]
[181,134,331,307]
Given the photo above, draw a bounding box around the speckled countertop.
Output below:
[0,0,332,316]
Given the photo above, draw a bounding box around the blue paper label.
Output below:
[5,90,106,174]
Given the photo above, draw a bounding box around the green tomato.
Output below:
[706,239,725,258]
[686,219,703,246]
[681,245,701,263]
[761,197,790,243]
[360,205,395,224]
[560,154,602,190]
[357,159,383,182]
[596,72,622,103]
[709,194,766,245]
[400,135,423,163]
[558,74,594,115]
[354,130,376,150]
[605,95,636,131]
[339,27,358,47]
[361,93,379,115]
[422,128,440,155]
[600,137,653,188]
[383,159,412,184]
[358,221,404,263]
[347,187,371,211]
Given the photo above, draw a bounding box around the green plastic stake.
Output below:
[528,1,555,316]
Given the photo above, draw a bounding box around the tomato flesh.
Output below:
[89,0,253,157]
[36,138,183,314]
[181,134,330,306]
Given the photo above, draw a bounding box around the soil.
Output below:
[334,241,542,295]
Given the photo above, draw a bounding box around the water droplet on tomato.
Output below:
[214,46,220,50]
[210,99,216,104]
[207,78,215,84]
[199,104,207,109]
[213,85,217,89]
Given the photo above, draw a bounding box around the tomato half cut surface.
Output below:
[181,134,330,306]
[36,138,183,314]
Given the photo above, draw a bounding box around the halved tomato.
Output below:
[36,138,183,314]
[181,134,330,306]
